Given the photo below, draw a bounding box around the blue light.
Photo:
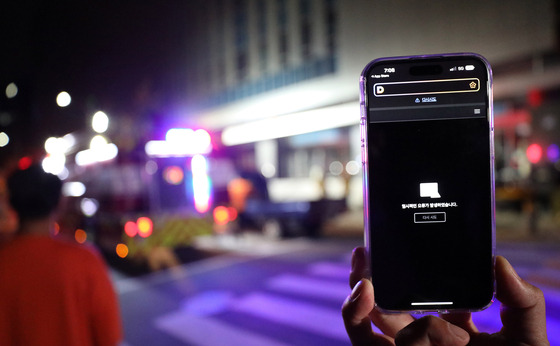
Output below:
[547,144,560,162]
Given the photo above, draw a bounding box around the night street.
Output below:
[111,235,560,345]
[2,1,559,345]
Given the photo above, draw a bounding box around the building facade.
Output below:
[182,0,560,228]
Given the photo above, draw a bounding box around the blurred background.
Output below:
[1,0,559,345]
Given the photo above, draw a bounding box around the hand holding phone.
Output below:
[360,53,495,312]
[342,247,549,345]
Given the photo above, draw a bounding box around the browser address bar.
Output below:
[374,78,480,97]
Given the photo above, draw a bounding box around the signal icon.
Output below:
[449,66,457,72]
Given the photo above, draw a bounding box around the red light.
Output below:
[227,207,238,221]
[526,143,543,164]
[137,217,153,238]
[124,221,138,237]
[75,229,87,244]
[213,206,230,225]
[213,206,238,225]
[18,156,32,170]
[527,89,544,107]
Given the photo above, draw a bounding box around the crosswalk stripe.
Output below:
[267,273,349,302]
[154,311,292,346]
[232,292,349,341]
[308,261,350,280]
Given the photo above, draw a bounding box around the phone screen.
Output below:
[360,54,495,312]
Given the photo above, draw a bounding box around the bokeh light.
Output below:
[56,91,71,107]
[145,160,158,175]
[547,144,559,162]
[345,161,360,175]
[194,129,212,153]
[213,206,230,225]
[0,132,9,147]
[80,198,99,217]
[526,143,543,164]
[260,162,276,178]
[163,166,184,185]
[146,128,213,157]
[18,157,32,170]
[45,137,62,154]
[42,153,66,176]
[329,161,344,176]
[124,221,139,237]
[166,128,194,143]
[137,217,153,238]
[75,143,118,166]
[74,229,87,244]
[192,155,211,213]
[116,243,129,258]
[62,182,86,197]
[44,135,75,155]
[5,83,18,99]
[92,111,109,133]
[90,135,108,149]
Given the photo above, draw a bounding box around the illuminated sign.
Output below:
[145,128,212,157]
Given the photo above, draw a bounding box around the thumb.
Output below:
[495,256,548,344]
[342,279,393,346]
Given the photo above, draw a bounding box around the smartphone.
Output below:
[360,53,495,312]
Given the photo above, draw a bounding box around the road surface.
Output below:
[111,235,560,345]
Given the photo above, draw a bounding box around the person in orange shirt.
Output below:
[0,165,123,346]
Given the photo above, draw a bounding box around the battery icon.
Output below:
[465,65,475,71]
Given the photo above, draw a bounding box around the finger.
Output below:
[350,246,369,289]
[342,279,394,346]
[370,308,415,339]
[367,282,415,338]
[438,312,479,334]
[395,315,470,346]
[349,246,415,337]
[495,256,548,345]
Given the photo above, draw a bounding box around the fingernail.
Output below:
[349,280,364,302]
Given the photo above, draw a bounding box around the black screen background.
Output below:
[368,117,493,310]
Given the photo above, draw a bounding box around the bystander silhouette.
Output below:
[0,165,122,346]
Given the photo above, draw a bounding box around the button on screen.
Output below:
[414,212,446,223]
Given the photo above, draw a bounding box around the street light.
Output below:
[5,83,18,99]
[92,111,109,133]
[56,91,71,107]
[0,132,9,147]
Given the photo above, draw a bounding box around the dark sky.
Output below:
[0,0,191,155]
